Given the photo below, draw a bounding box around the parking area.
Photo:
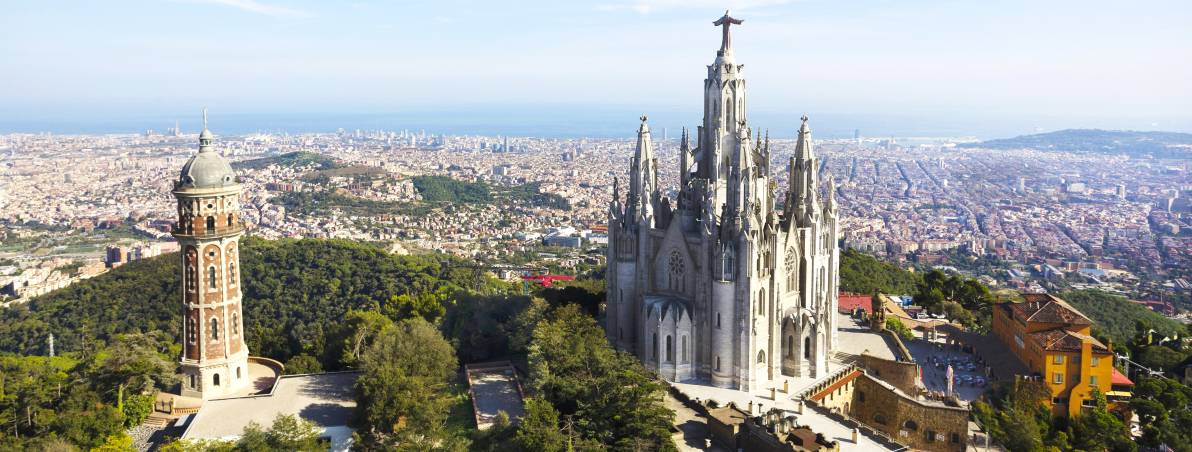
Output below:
[905,339,989,402]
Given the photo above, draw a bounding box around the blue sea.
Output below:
[0,106,1184,140]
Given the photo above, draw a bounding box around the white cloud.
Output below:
[186,0,312,18]
[595,0,792,14]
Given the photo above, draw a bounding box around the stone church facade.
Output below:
[605,13,840,391]
[174,112,251,399]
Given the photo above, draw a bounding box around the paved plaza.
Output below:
[183,372,360,451]
[465,362,526,429]
[666,314,904,451]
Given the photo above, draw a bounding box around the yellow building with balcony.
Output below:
[992,294,1132,418]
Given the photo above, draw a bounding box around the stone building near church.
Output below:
[605,12,840,391]
[173,111,251,399]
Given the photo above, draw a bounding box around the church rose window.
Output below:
[667,250,685,291]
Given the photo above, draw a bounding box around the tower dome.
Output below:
[178,109,237,189]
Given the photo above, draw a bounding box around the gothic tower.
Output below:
[606,12,840,392]
[174,110,250,399]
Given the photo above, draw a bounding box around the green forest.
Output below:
[412,176,569,210]
[0,237,672,451]
[232,151,339,171]
[4,239,1191,451]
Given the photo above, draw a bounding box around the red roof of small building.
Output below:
[838,292,872,314]
[1111,368,1133,386]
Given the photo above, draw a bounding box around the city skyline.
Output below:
[2,0,1191,137]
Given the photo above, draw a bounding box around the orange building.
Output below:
[992,293,1132,418]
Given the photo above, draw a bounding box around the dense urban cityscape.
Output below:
[3,128,1189,308]
[3,2,1192,452]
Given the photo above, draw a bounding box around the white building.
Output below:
[605,13,840,392]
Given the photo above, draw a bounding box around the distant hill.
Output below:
[959,129,1192,158]
[232,151,339,170]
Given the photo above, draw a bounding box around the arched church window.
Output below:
[652,333,658,361]
[904,420,918,431]
[785,249,797,291]
[715,356,721,371]
[720,247,735,281]
[799,265,808,307]
[758,288,766,315]
[231,313,239,335]
[666,335,673,363]
[228,263,237,286]
[226,213,233,227]
[786,335,794,358]
[682,336,688,363]
[804,337,811,359]
[210,318,219,340]
[208,266,217,289]
[757,349,766,364]
[213,373,220,386]
[206,216,215,234]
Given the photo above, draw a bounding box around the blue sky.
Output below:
[1,0,1190,136]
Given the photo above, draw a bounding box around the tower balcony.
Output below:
[172,222,246,240]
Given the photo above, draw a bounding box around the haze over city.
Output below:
[3,0,1190,137]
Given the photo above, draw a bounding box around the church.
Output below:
[605,12,841,391]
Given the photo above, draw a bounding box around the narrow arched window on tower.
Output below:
[227,213,233,227]
[652,333,658,361]
[210,318,219,340]
[682,336,688,363]
[208,266,217,289]
[206,216,215,234]
[666,335,673,363]
[804,337,811,359]
[231,313,239,336]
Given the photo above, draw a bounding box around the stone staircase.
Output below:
[143,412,173,428]
[833,350,861,366]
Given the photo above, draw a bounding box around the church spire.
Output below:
[630,115,657,225]
[679,127,691,185]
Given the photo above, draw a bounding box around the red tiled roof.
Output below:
[838,293,872,314]
[1028,329,1109,353]
[1009,294,1093,326]
[1111,368,1133,386]
[809,370,863,402]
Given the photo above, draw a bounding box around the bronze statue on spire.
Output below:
[713,10,743,54]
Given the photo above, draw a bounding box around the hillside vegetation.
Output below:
[1060,289,1186,347]
[960,129,1192,159]
[0,237,487,363]
[838,248,921,295]
[232,151,339,170]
